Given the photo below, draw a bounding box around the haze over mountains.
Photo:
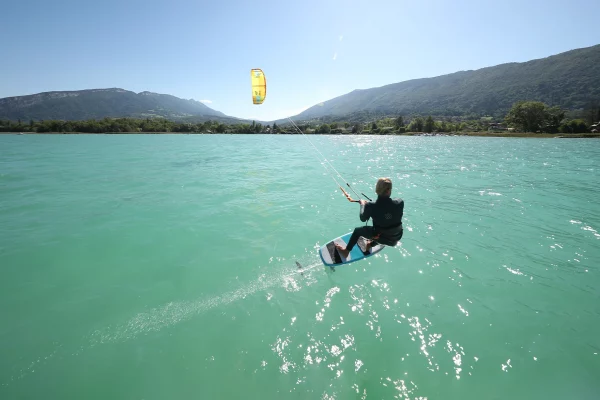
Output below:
[1,44,598,124]
[287,44,600,123]
[0,89,243,123]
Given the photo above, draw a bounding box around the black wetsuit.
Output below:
[345,195,404,252]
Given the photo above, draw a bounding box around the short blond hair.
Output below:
[375,177,392,195]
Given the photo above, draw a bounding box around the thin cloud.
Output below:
[339,35,343,41]
[332,52,337,61]
[199,99,213,104]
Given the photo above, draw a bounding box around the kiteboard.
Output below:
[319,233,385,268]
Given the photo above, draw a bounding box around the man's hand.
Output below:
[359,199,366,206]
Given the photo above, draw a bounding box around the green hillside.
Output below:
[290,44,600,122]
[0,88,243,123]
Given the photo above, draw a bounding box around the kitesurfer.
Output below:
[335,178,404,258]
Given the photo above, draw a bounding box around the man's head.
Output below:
[375,177,392,196]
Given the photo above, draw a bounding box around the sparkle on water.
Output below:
[1,134,599,399]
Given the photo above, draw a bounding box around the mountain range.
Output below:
[288,44,600,123]
[0,88,244,123]
[1,44,599,124]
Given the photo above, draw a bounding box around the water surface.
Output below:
[1,134,599,399]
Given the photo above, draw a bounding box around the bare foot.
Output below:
[365,240,374,251]
[334,242,350,259]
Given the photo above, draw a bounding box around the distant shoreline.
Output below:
[3,132,600,138]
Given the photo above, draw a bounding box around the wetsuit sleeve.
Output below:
[359,201,372,222]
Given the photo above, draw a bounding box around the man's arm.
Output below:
[359,199,371,222]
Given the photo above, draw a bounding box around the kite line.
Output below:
[286,117,372,203]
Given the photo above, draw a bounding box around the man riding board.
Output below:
[335,177,404,258]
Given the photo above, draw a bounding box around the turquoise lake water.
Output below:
[1,134,599,399]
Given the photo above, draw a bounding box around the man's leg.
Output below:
[346,226,376,252]
[335,226,376,258]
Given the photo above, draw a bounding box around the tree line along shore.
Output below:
[2,101,599,136]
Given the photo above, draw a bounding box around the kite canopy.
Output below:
[251,68,266,105]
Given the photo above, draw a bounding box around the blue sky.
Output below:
[1,0,599,121]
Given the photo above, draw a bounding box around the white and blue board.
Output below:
[319,232,385,267]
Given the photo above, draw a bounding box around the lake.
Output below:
[1,134,599,399]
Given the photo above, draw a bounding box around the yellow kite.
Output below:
[250,68,266,105]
